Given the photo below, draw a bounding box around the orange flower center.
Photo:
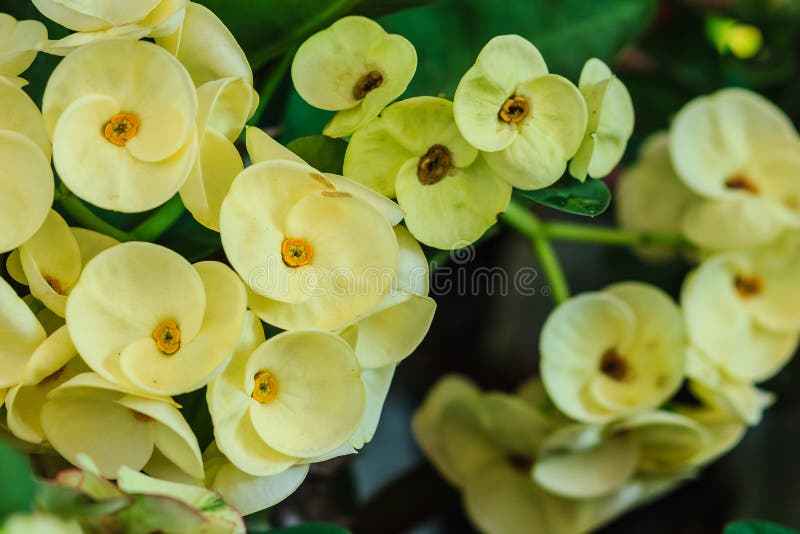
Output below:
[499,95,530,123]
[252,371,278,404]
[153,320,181,355]
[281,238,313,267]
[104,113,140,146]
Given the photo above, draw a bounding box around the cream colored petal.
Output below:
[342,117,411,199]
[180,129,243,232]
[746,234,800,331]
[245,126,305,165]
[66,242,206,388]
[246,331,365,458]
[120,261,245,396]
[5,250,27,285]
[0,277,47,388]
[349,294,435,368]
[196,77,256,142]
[0,131,53,253]
[157,3,252,86]
[454,35,548,152]
[0,15,47,83]
[539,292,636,422]
[53,94,197,213]
[71,228,120,265]
[396,156,511,250]
[20,210,81,317]
[22,325,77,385]
[210,461,308,516]
[31,0,111,32]
[41,390,156,478]
[478,392,551,456]
[349,364,395,449]
[0,77,50,158]
[37,25,152,57]
[324,173,405,226]
[115,395,203,480]
[485,75,588,190]
[394,225,429,295]
[681,197,788,251]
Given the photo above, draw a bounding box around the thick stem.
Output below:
[54,184,132,242]
[501,201,571,305]
[543,221,689,248]
[130,195,186,242]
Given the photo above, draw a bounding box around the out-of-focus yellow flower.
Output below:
[291,16,417,138]
[0,13,47,87]
[615,132,698,261]
[540,282,685,423]
[34,0,187,55]
[569,58,634,181]
[41,372,204,479]
[670,88,800,251]
[43,39,197,212]
[1,513,82,534]
[454,35,587,190]
[66,242,247,396]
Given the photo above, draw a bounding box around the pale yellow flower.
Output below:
[43,39,197,212]
[0,277,47,389]
[66,242,247,396]
[0,13,47,87]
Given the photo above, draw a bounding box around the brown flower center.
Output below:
[252,371,278,404]
[44,276,66,296]
[724,174,758,194]
[498,95,530,123]
[599,349,630,381]
[153,320,181,355]
[104,113,140,146]
[131,410,154,423]
[734,274,763,298]
[281,238,313,267]
[353,70,384,100]
[417,144,453,185]
[507,454,534,473]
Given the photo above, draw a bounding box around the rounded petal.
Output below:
[0,131,54,253]
[0,77,50,158]
[348,364,395,449]
[681,197,788,252]
[5,250,26,285]
[210,460,308,516]
[0,277,47,388]
[478,392,551,456]
[324,173,405,226]
[20,210,82,317]
[32,0,160,30]
[246,331,365,458]
[22,325,78,385]
[71,228,120,265]
[52,94,197,212]
[396,156,511,249]
[342,117,412,198]
[120,261,246,395]
[484,74,588,190]
[454,35,548,152]
[196,77,256,142]
[245,126,306,165]
[0,15,47,82]
[66,242,206,388]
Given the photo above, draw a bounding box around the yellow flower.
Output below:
[34,0,187,55]
[207,321,365,469]
[41,372,204,479]
[43,39,197,212]
[670,88,800,250]
[220,158,399,331]
[291,16,417,138]
[0,13,47,87]
[681,235,800,382]
[569,58,634,181]
[615,132,697,261]
[0,79,53,253]
[540,282,686,423]
[0,277,49,390]
[2,514,82,534]
[453,35,587,190]
[66,242,247,396]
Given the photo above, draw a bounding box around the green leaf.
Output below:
[195,0,436,70]
[34,480,130,519]
[266,523,351,534]
[724,520,800,534]
[517,178,611,217]
[286,135,348,174]
[0,442,36,519]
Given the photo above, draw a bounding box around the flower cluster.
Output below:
[294,21,634,249]
[415,87,800,533]
[0,3,435,525]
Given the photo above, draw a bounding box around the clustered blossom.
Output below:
[0,3,436,527]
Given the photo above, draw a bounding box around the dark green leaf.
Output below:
[286,135,348,174]
[157,212,222,262]
[0,442,36,519]
[266,523,351,534]
[724,520,800,534]
[517,178,611,217]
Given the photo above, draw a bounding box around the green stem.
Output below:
[543,221,689,248]
[250,0,363,69]
[249,47,296,127]
[54,184,132,242]
[501,200,571,304]
[130,195,185,242]
[25,297,45,315]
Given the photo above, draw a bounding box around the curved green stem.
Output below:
[130,195,185,242]
[54,184,132,242]
[250,0,362,69]
[542,221,689,248]
[249,47,297,127]
[501,200,570,305]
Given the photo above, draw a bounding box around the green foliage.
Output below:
[724,520,800,534]
[287,135,348,175]
[266,523,351,534]
[517,178,611,218]
[0,442,36,520]
[35,480,130,519]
